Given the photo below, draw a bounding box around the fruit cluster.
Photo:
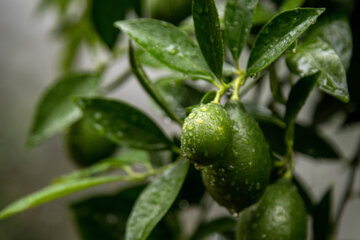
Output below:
[181,100,307,239]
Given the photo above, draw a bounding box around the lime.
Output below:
[65,118,117,167]
[202,100,271,213]
[181,103,232,166]
[237,178,308,240]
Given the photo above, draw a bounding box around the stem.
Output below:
[101,69,132,94]
[284,123,295,178]
[238,71,265,98]
[231,69,246,100]
[212,84,228,104]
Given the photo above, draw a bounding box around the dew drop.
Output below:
[189,112,196,119]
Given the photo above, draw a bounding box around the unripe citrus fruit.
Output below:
[181,103,232,166]
[237,178,308,240]
[202,100,271,213]
[65,118,117,167]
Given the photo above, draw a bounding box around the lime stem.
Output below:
[212,84,229,104]
[231,69,246,100]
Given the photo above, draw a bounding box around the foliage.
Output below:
[1,0,360,239]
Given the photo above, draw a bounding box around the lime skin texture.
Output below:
[181,102,232,166]
[237,178,308,240]
[201,100,271,213]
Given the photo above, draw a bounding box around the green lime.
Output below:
[181,103,232,166]
[148,0,192,24]
[65,118,117,167]
[202,100,271,213]
[237,178,308,240]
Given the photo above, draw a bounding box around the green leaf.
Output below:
[129,44,183,124]
[260,123,340,159]
[279,0,305,12]
[115,19,213,81]
[0,175,139,220]
[286,37,349,102]
[71,185,180,240]
[193,0,224,78]
[125,158,189,240]
[190,217,237,240]
[306,13,353,70]
[75,98,172,150]
[293,124,340,159]
[284,73,318,126]
[224,0,258,61]
[55,150,151,183]
[154,75,204,119]
[243,102,285,128]
[313,188,333,240]
[135,47,166,69]
[91,0,131,49]
[27,73,100,147]
[247,8,324,75]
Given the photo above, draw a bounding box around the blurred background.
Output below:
[0,0,359,239]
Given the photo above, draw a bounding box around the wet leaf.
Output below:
[125,158,189,240]
[307,13,352,70]
[75,98,172,150]
[115,19,214,81]
[193,0,224,78]
[287,37,349,102]
[247,8,324,75]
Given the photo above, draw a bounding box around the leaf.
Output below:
[27,73,100,147]
[129,44,183,124]
[243,102,285,127]
[260,123,340,159]
[286,37,349,102]
[293,124,340,159]
[75,98,172,150]
[279,0,305,12]
[91,0,132,49]
[154,75,204,119]
[0,175,139,220]
[284,73,318,126]
[313,188,333,240]
[247,8,324,75]
[55,150,151,183]
[71,185,180,240]
[306,13,352,70]
[125,158,189,240]
[190,217,237,240]
[193,0,224,78]
[312,94,344,125]
[224,0,258,61]
[115,19,213,81]
[135,47,166,69]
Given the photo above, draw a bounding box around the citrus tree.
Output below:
[1,0,359,239]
